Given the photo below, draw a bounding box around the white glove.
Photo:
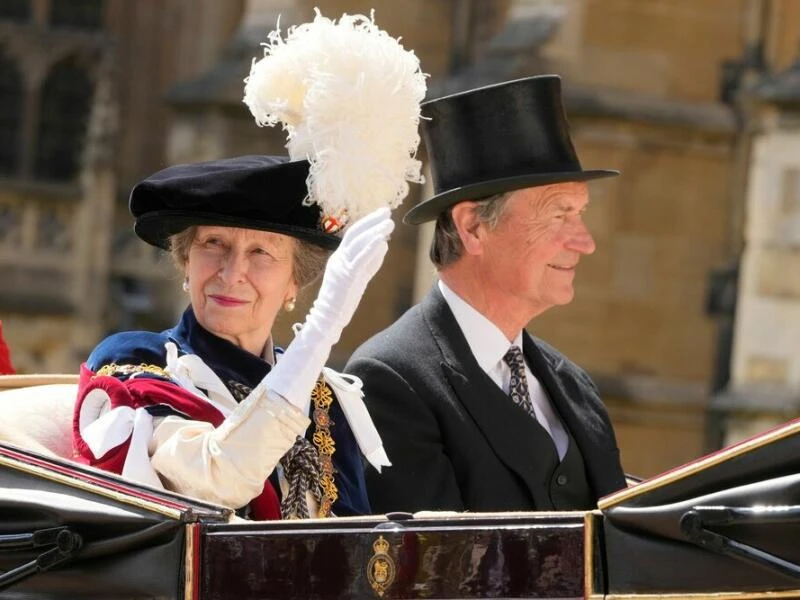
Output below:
[251,207,394,414]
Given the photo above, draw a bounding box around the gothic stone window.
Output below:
[0,52,22,176]
[0,1,104,183]
[35,57,93,182]
[0,1,104,29]
[50,0,105,30]
[0,0,30,22]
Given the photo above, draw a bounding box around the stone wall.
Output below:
[726,119,800,444]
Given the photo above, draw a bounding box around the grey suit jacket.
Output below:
[345,286,626,514]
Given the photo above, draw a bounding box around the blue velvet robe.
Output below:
[87,306,370,516]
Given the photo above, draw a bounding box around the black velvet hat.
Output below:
[404,75,619,225]
[130,155,341,250]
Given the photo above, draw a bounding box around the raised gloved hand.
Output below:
[308,207,395,340]
[255,207,394,414]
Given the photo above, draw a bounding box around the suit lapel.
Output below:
[523,333,574,427]
[421,288,558,507]
[523,333,614,496]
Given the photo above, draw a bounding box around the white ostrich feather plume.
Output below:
[243,8,427,227]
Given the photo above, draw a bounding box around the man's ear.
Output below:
[451,201,484,256]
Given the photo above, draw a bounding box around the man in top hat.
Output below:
[345,75,627,513]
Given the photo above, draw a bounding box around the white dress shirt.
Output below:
[438,280,569,459]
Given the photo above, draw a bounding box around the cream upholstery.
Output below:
[0,374,79,458]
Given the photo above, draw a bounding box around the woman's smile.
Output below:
[208,294,248,307]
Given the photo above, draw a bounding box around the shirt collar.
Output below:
[438,280,523,372]
[262,337,276,366]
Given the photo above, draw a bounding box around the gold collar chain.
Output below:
[311,378,338,517]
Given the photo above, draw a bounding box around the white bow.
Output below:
[322,367,391,472]
[164,342,235,417]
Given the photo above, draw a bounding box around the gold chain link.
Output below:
[311,378,338,517]
[95,362,170,379]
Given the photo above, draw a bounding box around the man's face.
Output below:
[481,182,595,317]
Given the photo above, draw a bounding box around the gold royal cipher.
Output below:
[367,535,396,597]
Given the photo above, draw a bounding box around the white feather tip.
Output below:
[243,8,427,228]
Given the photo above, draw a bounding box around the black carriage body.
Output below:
[200,512,588,599]
[2,419,800,599]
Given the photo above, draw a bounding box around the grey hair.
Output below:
[429,192,513,269]
[167,226,332,291]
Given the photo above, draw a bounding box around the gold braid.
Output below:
[229,376,338,518]
[95,362,170,378]
[310,378,338,517]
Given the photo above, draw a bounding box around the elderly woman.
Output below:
[72,155,393,519]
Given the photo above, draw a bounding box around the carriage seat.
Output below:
[0,374,79,459]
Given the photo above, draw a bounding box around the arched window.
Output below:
[50,0,104,30]
[0,52,23,176]
[34,58,93,181]
[0,0,30,22]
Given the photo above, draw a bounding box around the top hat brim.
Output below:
[135,210,342,251]
[403,168,619,225]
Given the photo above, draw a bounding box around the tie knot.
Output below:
[503,345,525,371]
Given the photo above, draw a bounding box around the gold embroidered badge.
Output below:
[367,535,395,597]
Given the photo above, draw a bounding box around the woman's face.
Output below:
[185,226,298,356]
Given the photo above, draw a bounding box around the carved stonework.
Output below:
[34,203,73,253]
[82,56,118,171]
[111,230,171,280]
[724,55,800,443]
[0,200,22,249]
[0,7,119,371]
[0,22,109,89]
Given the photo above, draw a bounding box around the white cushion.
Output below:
[0,383,78,458]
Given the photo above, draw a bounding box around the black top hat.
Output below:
[131,155,341,250]
[404,75,619,225]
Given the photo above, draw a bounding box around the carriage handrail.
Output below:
[680,505,800,580]
[0,526,83,591]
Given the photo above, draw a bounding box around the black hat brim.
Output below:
[135,210,342,251]
[403,168,619,225]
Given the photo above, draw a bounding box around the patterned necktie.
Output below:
[503,346,537,420]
